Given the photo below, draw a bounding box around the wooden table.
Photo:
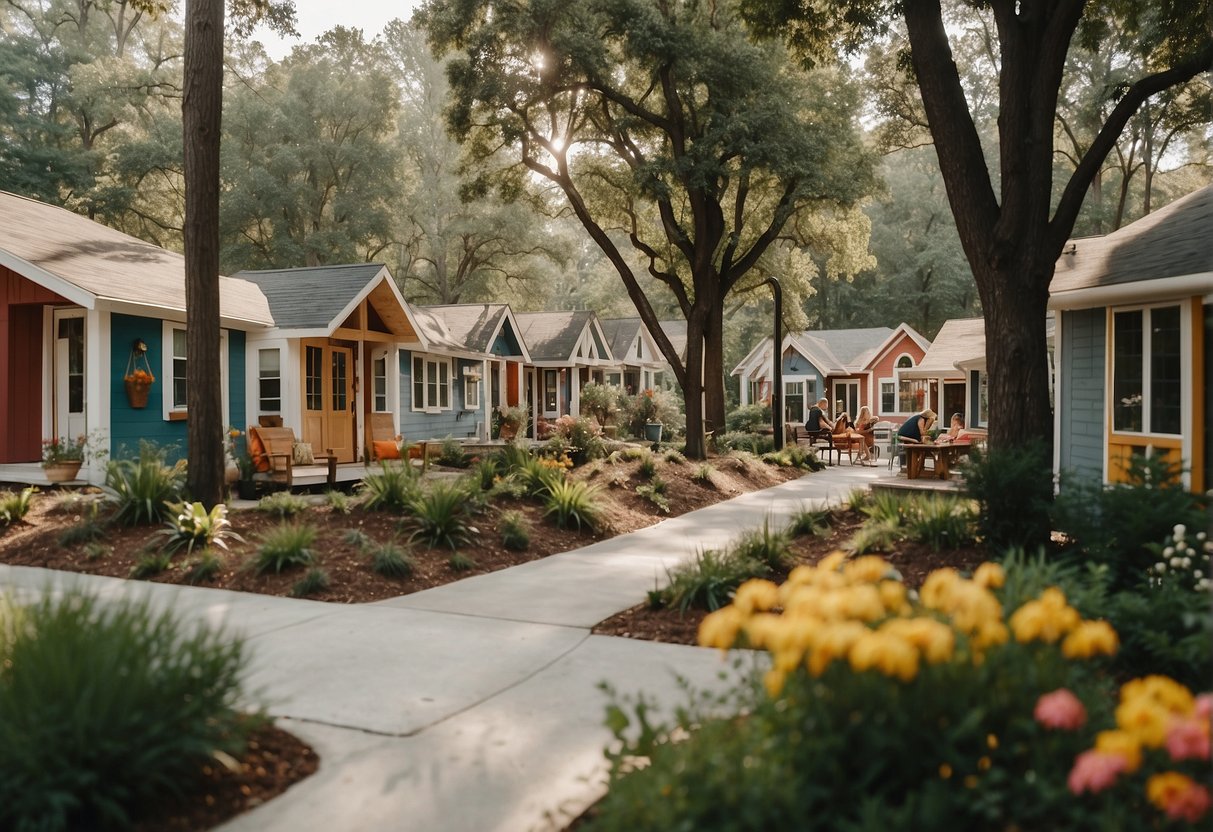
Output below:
[904,442,971,480]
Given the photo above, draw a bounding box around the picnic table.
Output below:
[904,441,972,480]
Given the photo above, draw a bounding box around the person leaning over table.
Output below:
[896,408,937,444]
[804,397,835,433]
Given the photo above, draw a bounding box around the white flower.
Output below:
[1200,578,1212,592]
[1154,562,1167,573]
[1199,532,1208,542]
[1170,556,1183,568]
[1173,524,1186,539]
[1164,546,1176,557]
[1181,557,1191,569]
[1194,570,1203,579]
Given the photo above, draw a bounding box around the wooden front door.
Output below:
[302,341,356,463]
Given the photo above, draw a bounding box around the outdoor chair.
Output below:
[791,426,844,465]
[247,425,337,489]
[367,412,429,471]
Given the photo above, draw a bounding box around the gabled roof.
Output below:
[236,263,429,345]
[0,190,272,327]
[862,323,932,370]
[423,303,532,362]
[734,327,895,379]
[599,317,664,367]
[1051,185,1213,303]
[658,319,687,362]
[406,304,484,356]
[900,318,985,378]
[515,310,612,363]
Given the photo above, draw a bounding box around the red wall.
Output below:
[1,266,66,462]
[866,332,929,424]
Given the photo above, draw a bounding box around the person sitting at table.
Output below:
[897,408,936,444]
[936,412,966,444]
[851,405,878,464]
[804,397,835,434]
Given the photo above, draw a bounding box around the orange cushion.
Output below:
[373,440,401,460]
[247,429,270,473]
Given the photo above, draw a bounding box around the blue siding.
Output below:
[399,351,480,439]
[491,322,523,357]
[109,313,248,463]
[1058,308,1106,488]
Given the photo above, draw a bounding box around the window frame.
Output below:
[162,322,227,422]
[372,352,388,413]
[879,379,895,414]
[258,348,281,413]
[1109,302,1186,438]
[409,352,454,413]
[463,369,481,410]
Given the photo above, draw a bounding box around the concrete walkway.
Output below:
[0,463,883,832]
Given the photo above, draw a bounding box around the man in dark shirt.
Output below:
[804,397,835,432]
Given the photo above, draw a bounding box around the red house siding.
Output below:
[866,332,929,424]
[0,266,68,462]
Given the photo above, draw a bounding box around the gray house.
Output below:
[1050,185,1211,494]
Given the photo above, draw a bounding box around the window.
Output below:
[331,350,348,412]
[749,380,762,404]
[372,354,387,412]
[977,371,988,428]
[543,370,559,413]
[171,327,188,409]
[607,372,622,387]
[634,339,643,359]
[898,378,927,413]
[1112,305,1183,435]
[463,367,481,409]
[259,349,281,412]
[785,380,804,424]
[411,354,453,412]
[896,355,913,369]
[880,380,895,413]
[490,361,502,407]
[305,346,323,411]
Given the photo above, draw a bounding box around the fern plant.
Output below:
[359,463,421,512]
[0,487,36,526]
[406,481,477,550]
[251,523,317,574]
[544,480,601,531]
[103,443,185,526]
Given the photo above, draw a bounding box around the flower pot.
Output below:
[499,423,518,441]
[643,422,664,444]
[124,377,152,409]
[43,460,83,483]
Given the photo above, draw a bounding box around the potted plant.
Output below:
[235,454,258,500]
[497,405,527,441]
[41,432,103,483]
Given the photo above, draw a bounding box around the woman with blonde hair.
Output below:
[853,405,878,464]
[896,408,936,444]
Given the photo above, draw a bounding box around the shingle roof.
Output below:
[658,319,687,362]
[1051,185,1213,294]
[599,318,643,359]
[234,264,385,330]
[515,311,595,361]
[406,304,477,354]
[424,304,510,352]
[0,190,272,326]
[904,318,985,377]
[812,327,895,368]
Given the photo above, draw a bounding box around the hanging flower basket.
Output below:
[124,341,155,409]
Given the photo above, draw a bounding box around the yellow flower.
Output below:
[740,612,783,651]
[818,550,847,573]
[938,763,953,779]
[1094,729,1143,772]
[1115,696,1174,748]
[763,667,787,698]
[970,619,1009,651]
[1121,676,1195,716]
[880,617,955,665]
[733,579,780,615]
[848,631,919,682]
[1146,772,1199,814]
[920,568,961,610]
[1061,620,1119,659]
[698,606,743,650]
[878,580,910,615]
[978,756,992,771]
[837,585,886,622]
[806,621,868,676]
[972,562,1005,589]
[844,555,893,584]
[987,734,998,750]
[1008,590,1080,644]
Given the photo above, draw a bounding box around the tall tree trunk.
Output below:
[682,312,707,459]
[182,0,225,508]
[703,292,727,438]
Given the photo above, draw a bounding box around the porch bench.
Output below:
[248,426,337,489]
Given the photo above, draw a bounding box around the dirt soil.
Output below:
[0,452,800,831]
[593,507,990,646]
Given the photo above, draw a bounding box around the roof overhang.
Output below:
[0,248,97,309]
[98,298,274,331]
[864,323,931,370]
[1048,272,1213,310]
[490,306,533,363]
[326,267,425,341]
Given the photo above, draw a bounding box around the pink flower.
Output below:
[1168,783,1212,823]
[1035,688,1088,731]
[1195,693,1213,721]
[1165,717,1211,761]
[1067,750,1126,795]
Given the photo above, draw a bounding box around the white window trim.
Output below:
[878,377,896,415]
[892,374,928,416]
[258,347,282,414]
[162,322,227,422]
[1109,300,1188,439]
[410,352,453,414]
[372,350,389,413]
[464,374,480,409]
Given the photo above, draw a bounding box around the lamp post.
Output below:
[766,277,783,451]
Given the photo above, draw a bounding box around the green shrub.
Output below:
[636,478,670,513]
[715,431,774,455]
[406,480,477,550]
[437,436,469,468]
[492,441,535,475]
[656,548,766,612]
[256,491,309,519]
[499,510,531,551]
[0,487,35,526]
[544,479,602,531]
[342,528,374,550]
[726,402,772,432]
[252,523,317,574]
[290,568,330,598]
[488,474,529,500]
[846,519,902,554]
[359,462,421,512]
[129,551,172,579]
[0,591,250,830]
[787,504,830,537]
[580,381,624,429]
[103,443,185,526]
[637,453,658,479]
[691,463,715,484]
[324,489,354,514]
[472,458,500,491]
[732,521,793,571]
[516,456,567,499]
[448,552,477,572]
[845,487,871,511]
[862,489,910,526]
[369,540,414,578]
[161,501,244,555]
[1052,456,1206,590]
[962,440,1052,551]
[82,542,109,561]
[182,552,223,585]
[904,495,977,552]
[57,502,107,547]
[663,449,687,465]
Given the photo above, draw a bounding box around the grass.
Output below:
[448,552,478,572]
[636,477,670,513]
[129,550,173,579]
[499,510,531,551]
[406,481,477,550]
[57,503,107,547]
[787,504,831,538]
[256,491,310,519]
[251,523,317,574]
[182,552,223,585]
[324,489,354,514]
[656,548,766,612]
[0,487,36,526]
[103,444,186,526]
[360,462,421,512]
[691,463,716,484]
[732,520,794,571]
[544,479,602,531]
[369,540,415,578]
[342,528,374,550]
[290,568,330,598]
